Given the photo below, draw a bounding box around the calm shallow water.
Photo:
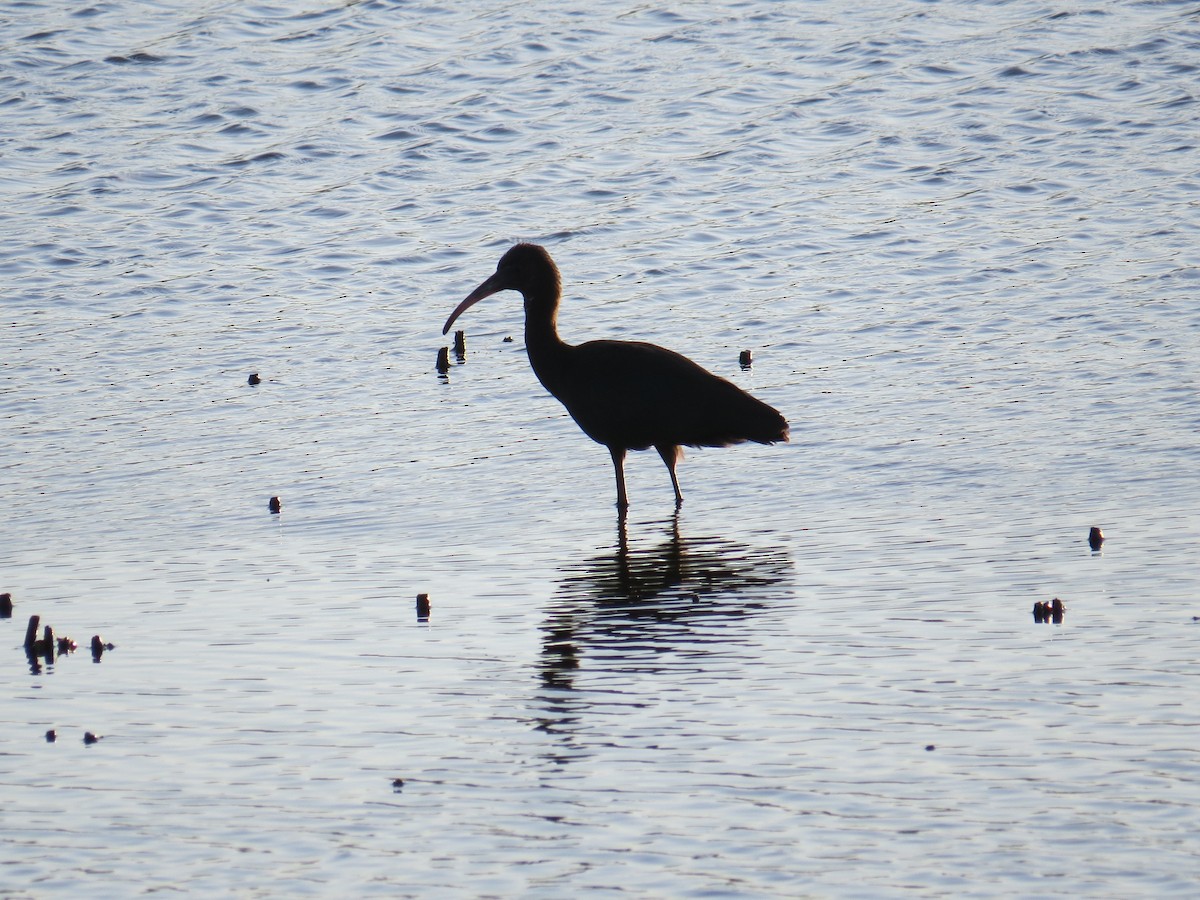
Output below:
[2,0,1199,895]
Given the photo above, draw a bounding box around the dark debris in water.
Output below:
[1033,597,1065,624]
[91,634,115,661]
[14,606,115,673]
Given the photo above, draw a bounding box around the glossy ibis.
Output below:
[442,243,789,509]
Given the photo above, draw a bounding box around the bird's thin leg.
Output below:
[656,444,683,506]
[609,446,629,511]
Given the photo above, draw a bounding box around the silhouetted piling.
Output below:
[45,730,56,743]
[248,373,261,385]
[1050,597,1064,624]
[1088,526,1104,551]
[24,615,40,651]
[91,635,106,661]
[453,329,466,360]
[0,592,12,617]
[436,347,451,374]
[739,350,753,369]
[416,593,431,621]
[83,732,100,745]
[269,496,282,514]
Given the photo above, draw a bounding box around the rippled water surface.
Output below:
[3,0,1199,895]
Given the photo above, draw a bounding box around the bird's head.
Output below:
[443,243,561,335]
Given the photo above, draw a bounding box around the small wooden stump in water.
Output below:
[739,350,753,369]
[1088,526,1104,551]
[0,592,12,617]
[436,347,451,374]
[416,593,431,621]
[83,732,101,745]
[90,634,113,662]
[1050,597,1064,623]
[24,615,40,651]
[453,329,467,360]
[269,496,282,514]
[45,729,56,743]
[248,373,261,386]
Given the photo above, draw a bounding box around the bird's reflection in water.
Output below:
[538,512,793,693]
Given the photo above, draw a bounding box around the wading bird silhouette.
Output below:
[443,243,788,510]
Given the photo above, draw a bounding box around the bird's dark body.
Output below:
[443,243,788,509]
[534,338,786,452]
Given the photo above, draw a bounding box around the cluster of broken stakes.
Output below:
[1032,597,1066,624]
[1,595,115,673]
[435,329,469,374]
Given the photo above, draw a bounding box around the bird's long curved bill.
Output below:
[442,272,505,335]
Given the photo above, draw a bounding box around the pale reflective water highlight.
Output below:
[3,0,1199,896]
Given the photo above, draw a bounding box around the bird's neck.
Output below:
[523,291,570,391]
